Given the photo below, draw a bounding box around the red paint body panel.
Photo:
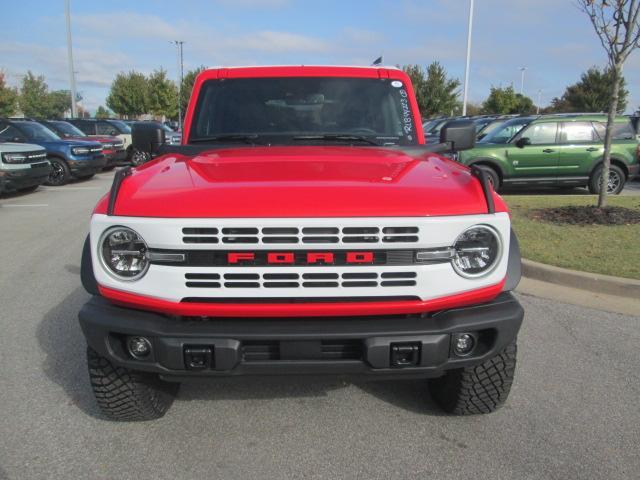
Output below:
[97,280,506,318]
[101,146,506,218]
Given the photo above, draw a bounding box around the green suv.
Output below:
[456,115,640,194]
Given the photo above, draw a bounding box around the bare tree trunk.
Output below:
[598,64,622,208]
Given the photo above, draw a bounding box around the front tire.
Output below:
[46,157,70,186]
[87,347,179,421]
[428,340,517,415]
[473,164,500,191]
[588,164,626,195]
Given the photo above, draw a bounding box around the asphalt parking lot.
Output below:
[1,171,639,480]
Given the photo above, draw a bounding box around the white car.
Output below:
[0,141,51,194]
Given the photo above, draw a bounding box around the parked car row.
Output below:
[424,113,640,194]
[0,118,183,196]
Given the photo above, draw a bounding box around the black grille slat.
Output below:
[381,272,417,279]
[183,237,219,244]
[382,227,419,234]
[342,281,378,287]
[262,227,299,234]
[222,228,258,234]
[302,236,339,244]
[342,272,378,279]
[302,227,339,234]
[264,282,300,288]
[222,237,259,244]
[302,281,339,288]
[382,236,419,243]
[182,228,218,235]
[185,281,221,288]
[342,236,379,243]
[263,273,299,280]
[242,341,280,361]
[185,273,221,280]
[262,237,299,244]
[342,227,379,234]
[224,273,259,280]
[381,280,417,287]
[302,273,339,279]
[224,282,260,288]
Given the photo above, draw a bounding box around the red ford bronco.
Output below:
[79,66,523,421]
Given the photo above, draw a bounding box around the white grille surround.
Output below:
[91,213,512,303]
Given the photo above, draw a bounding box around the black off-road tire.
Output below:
[588,164,626,195]
[428,340,517,415]
[87,347,179,421]
[473,164,500,191]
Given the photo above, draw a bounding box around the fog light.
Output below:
[127,336,152,359]
[453,333,475,356]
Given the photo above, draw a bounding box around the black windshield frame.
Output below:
[189,77,418,147]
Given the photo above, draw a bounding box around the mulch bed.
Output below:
[529,205,640,226]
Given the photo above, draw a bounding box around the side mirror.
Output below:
[439,119,476,151]
[132,123,165,156]
[515,137,530,148]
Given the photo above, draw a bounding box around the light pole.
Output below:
[462,0,474,116]
[536,89,543,114]
[65,0,78,117]
[171,40,185,130]
[519,66,527,95]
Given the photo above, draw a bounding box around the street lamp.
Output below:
[536,89,543,114]
[65,0,78,118]
[519,66,527,95]
[462,0,474,116]
[171,40,185,130]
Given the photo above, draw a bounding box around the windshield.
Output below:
[478,117,533,144]
[108,120,131,134]
[16,122,61,142]
[49,121,86,138]
[190,77,418,146]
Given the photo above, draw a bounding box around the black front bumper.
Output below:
[68,155,107,176]
[79,293,524,380]
[0,162,51,193]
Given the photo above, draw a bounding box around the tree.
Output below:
[579,0,640,208]
[402,63,460,116]
[47,90,72,118]
[550,67,628,113]
[180,66,205,116]
[95,106,111,118]
[147,68,178,119]
[0,72,18,117]
[106,71,149,118]
[481,86,534,114]
[19,71,50,117]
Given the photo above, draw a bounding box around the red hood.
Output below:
[67,135,117,147]
[102,146,506,217]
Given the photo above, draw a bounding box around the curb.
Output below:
[521,259,640,298]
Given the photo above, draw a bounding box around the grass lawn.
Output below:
[505,195,640,280]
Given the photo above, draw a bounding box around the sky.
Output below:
[2,0,638,114]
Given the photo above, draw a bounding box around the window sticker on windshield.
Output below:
[398,88,413,137]
[391,80,403,88]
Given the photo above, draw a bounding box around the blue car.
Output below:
[0,119,106,186]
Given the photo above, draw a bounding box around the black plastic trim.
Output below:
[107,166,132,216]
[80,234,99,296]
[470,165,495,214]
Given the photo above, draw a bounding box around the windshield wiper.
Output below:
[190,134,261,144]
[292,134,380,146]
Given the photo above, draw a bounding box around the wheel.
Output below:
[588,164,626,195]
[473,164,500,190]
[130,149,150,166]
[428,339,517,415]
[45,158,71,186]
[87,347,179,421]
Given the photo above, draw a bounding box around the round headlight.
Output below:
[452,225,502,278]
[99,227,149,280]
